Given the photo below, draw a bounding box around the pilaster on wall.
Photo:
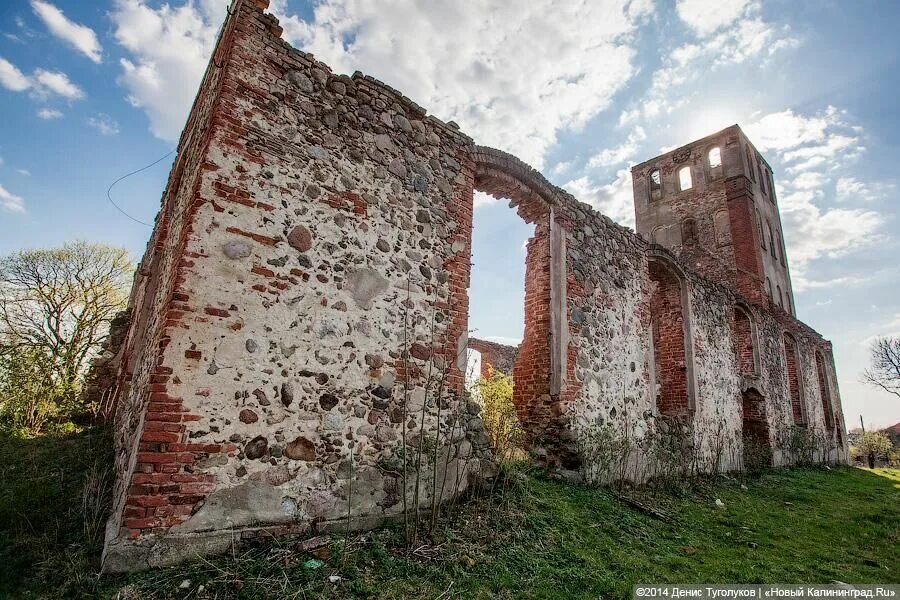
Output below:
[724,175,766,306]
[513,222,554,441]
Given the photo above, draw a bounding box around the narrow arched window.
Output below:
[776,285,783,307]
[776,233,786,266]
[682,218,697,245]
[783,333,805,424]
[757,159,765,190]
[678,166,693,191]
[649,169,662,202]
[708,147,722,169]
[714,209,730,246]
[767,222,776,258]
[757,210,766,249]
[746,147,756,181]
[766,277,773,300]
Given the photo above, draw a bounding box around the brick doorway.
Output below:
[741,388,772,469]
[467,148,569,460]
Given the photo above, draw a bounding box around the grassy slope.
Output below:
[1,428,898,599]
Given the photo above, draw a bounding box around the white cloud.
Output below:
[278,0,652,168]
[0,184,26,214]
[619,3,796,127]
[0,57,30,91]
[0,57,84,101]
[551,161,572,177]
[745,107,884,292]
[473,190,500,210]
[31,68,84,99]
[31,0,102,63]
[675,0,754,37]
[835,177,875,202]
[111,0,230,140]
[588,126,646,169]
[563,169,635,229]
[87,113,120,135]
[37,108,63,119]
[15,169,31,176]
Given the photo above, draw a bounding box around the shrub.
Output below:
[473,369,523,462]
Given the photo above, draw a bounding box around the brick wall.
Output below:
[101,0,848,571]
[783,334,804,424]
[468,337,518,377]
[649,261,689,416]
[733,306,756,375]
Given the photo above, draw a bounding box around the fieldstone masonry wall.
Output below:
[101,0,848,571]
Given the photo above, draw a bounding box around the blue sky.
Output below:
[0,0,898,428]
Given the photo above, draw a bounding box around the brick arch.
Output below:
[466,146,571,459]
[647,249,695,416]
[733,302,758,376]
[783,332,805,424]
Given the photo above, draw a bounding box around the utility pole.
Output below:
[859,415,865,433]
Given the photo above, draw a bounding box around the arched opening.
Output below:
[741,388,771,469]
[648,169,662,202]
[757,209,766,249]
[678,166,693,191]
[815,350,835,432]
[648,255,694,416]
[681,218,698,246]
[745,146,756,182]
[733,304,757,376]
[783,333,805,424]
[469,147,569,457]
[708,146,722,169]
[714,209,730,247]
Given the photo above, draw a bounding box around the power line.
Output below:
[106,149,176,227]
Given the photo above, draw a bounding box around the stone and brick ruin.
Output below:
[99,0,849,571]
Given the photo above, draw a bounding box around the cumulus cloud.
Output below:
[87,113,120,135]
[111,0,230,140]
[619,3,796,127]
[37,107,63,119]
[31,68,84,99]
[675,0,754,37]
[563,169,635,228]
[278,0,652,167]
[31,0,102,63]
[473,190,500,210]
[0,184,26,214]
[0,57,30,91]
[588,126,646,169]
[744,107,883,291]
[835,177,882,203]
[0,57,84,101]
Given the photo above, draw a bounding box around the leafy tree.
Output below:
[0,242,132,432]
[850,431,893,468]
[861,336,900,399]
[474,369,523,462]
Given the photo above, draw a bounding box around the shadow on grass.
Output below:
[1,429,898,600]
[0,425,114,599]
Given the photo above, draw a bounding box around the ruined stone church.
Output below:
[99,0,847,571]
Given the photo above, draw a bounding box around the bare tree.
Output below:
[861,336,900,399]
[0,242,132,389]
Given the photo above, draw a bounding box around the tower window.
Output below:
[708,147,722,169]
[757,210,766,249]
[649,169,662,202]
[678,166,693,191]
[746,147,756,181]
[682,218,698,245]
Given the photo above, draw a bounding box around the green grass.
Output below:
[1,428,898,599]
